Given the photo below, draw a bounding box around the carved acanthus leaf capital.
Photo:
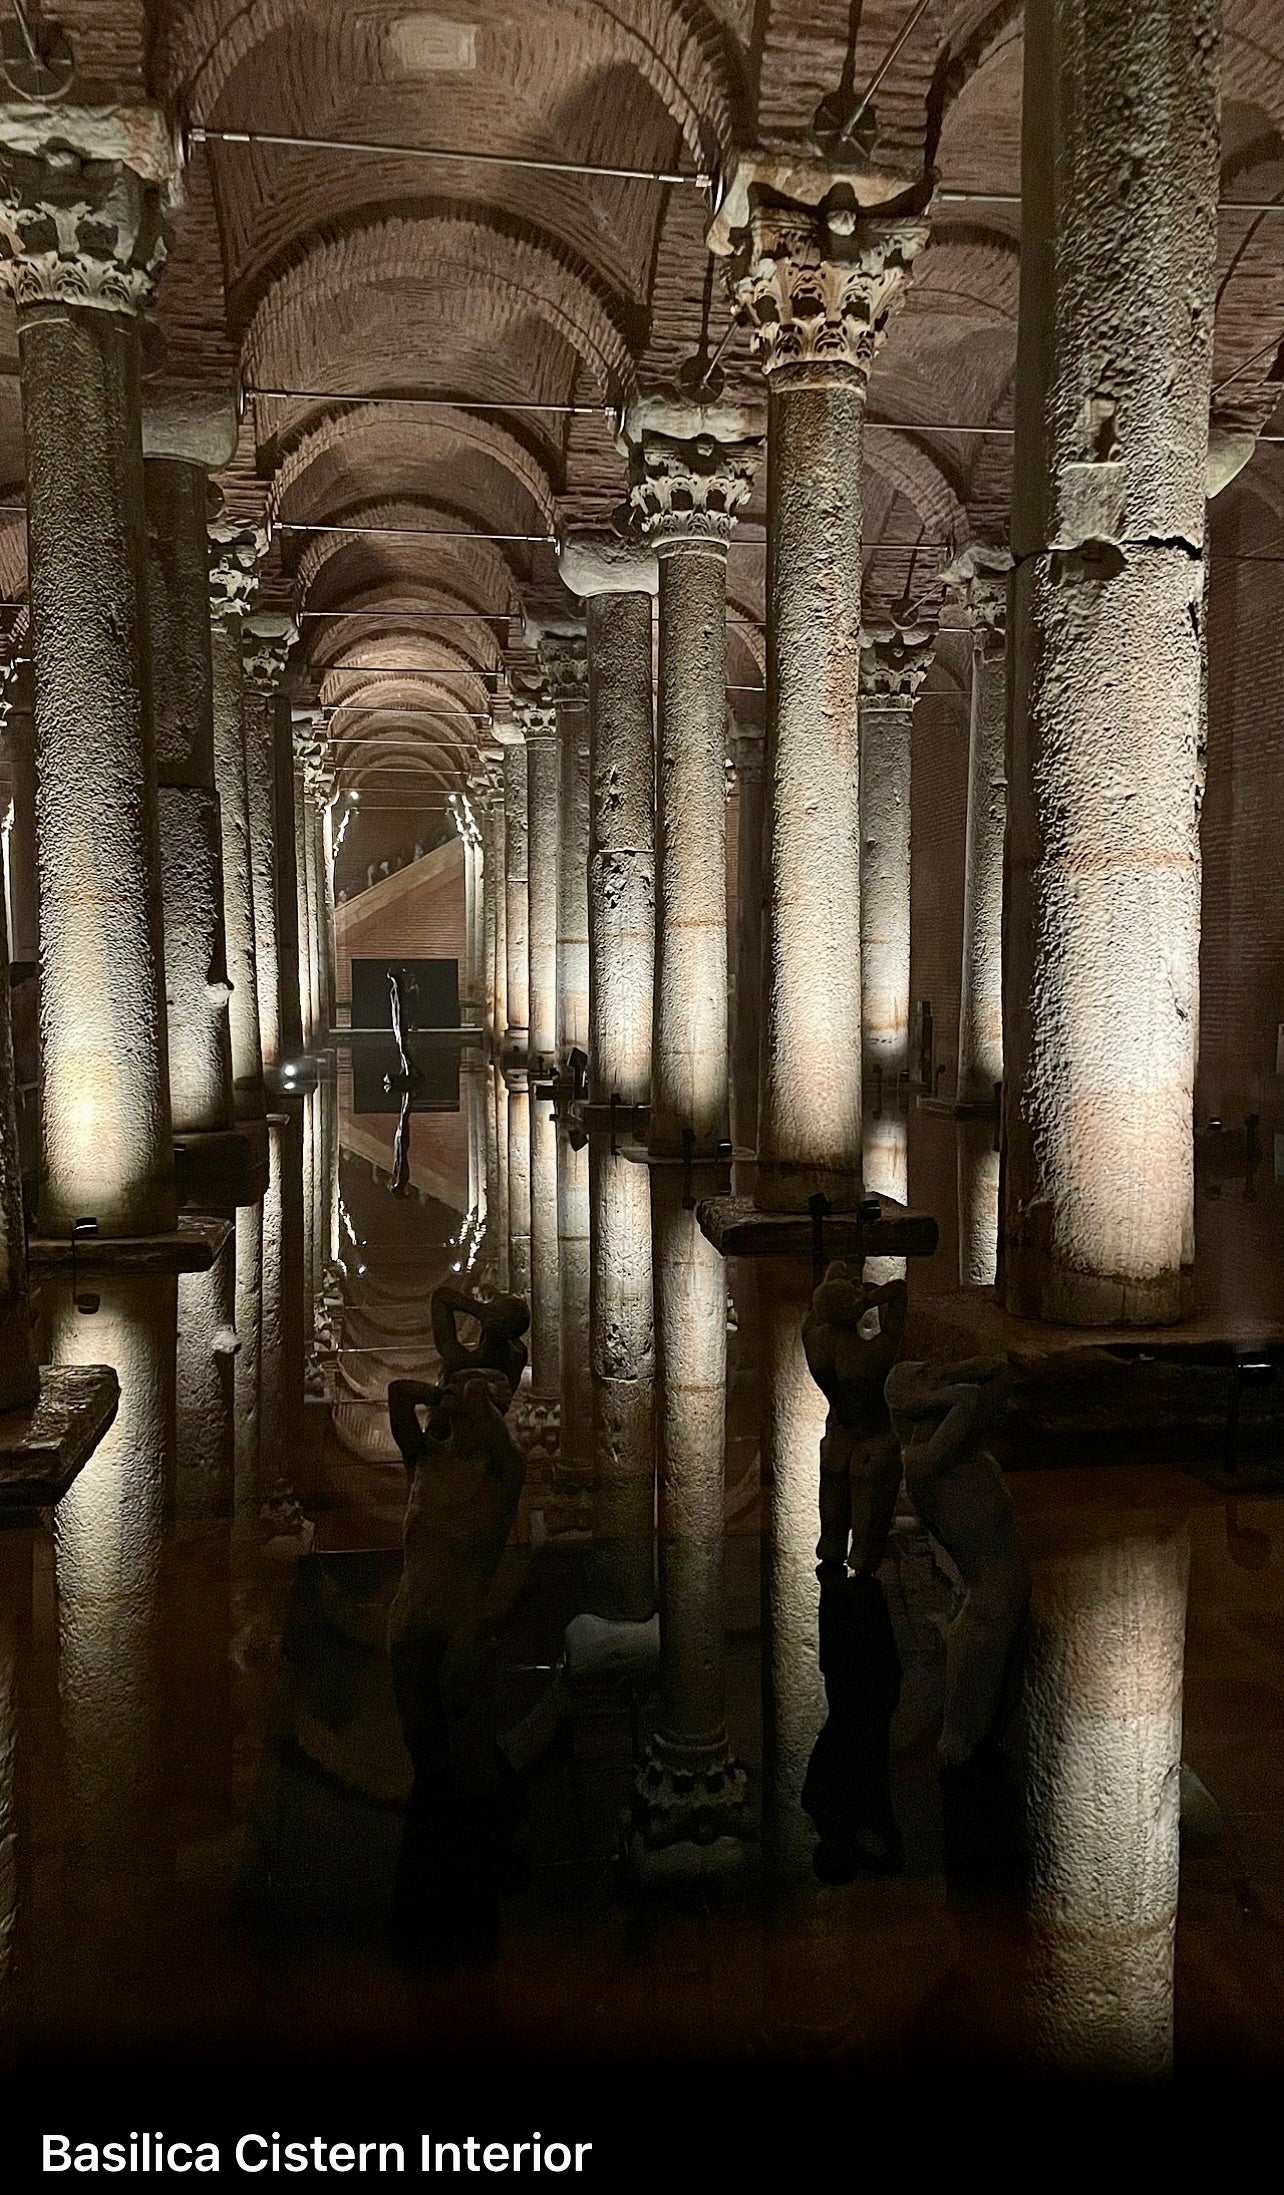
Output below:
[208,517,266,627]
[536,627,588,698]
[0,104,179,316]
[713,167,930,382]
[860,620,937,704]
[242,613,298,697]
[627,428,760,548]
[513,690,558,743]
[940,543,1011,652]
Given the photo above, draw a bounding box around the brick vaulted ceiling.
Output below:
[3,0,1284,801]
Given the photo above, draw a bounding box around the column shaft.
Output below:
[501,742,529,1045]
[587,591,655,1106]
[651,545,730,1152]
[0,876,36,1407]
[1003,0,1218,1323]
[211,617,264,1120]
[524,712,560,1072]
[730,732,765,1150]
[588,1142,655,1619]
[556,698,591,1061]
[859,696,913,1206]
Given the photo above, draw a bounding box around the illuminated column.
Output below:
[949,552,1010,1287]
[560,531,658,1109]
[208,518,265,1121]
[528,1081,561,1400]
[2,663,38,968]
[490,1067,510,1289]
[456,780,485,1029]
[730,725,765,1151]
[635,1168,745,1845]
[588,1143,655,1621]
[626,397,760,1156]
[176,1247,236,1518]
[858,620,935,1219]
[318,792,337,1034]
[520,691,560,1076]
[496,708,529,1051]
[234,1198,263,1517]
[539,630,590,1066]
[712,161,929,1210]
[1023,1511,1189,2077]
[0,106,180,1238]
[241,613,298,1084]
[506,1079,531,1304]
[488,757,509,1043]
[0,858,37,1409]
[557,1127,591,1482]
[290,707,323,1047]
[480,761,503,1041]
[300,763,325,1045]
[143,390,237,1138]
[1004,0,1217,1323]
[272,693,304,1063]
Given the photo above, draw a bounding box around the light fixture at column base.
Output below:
[0,1363,120,1508]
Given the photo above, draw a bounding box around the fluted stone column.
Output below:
[209,519,265,1120]
[560,531,658,1110]
[520,691,560,1076]
[859,620,936,1231]
[143,389,238,1139]
[537,631,590,1067]
[635,1166,745,1847]
[1004,0,1218,1324]
[627,397,759,1156]
[947,550,1011,1287]
[496,706,529,1052]
[241,613,297,1087]
[0,105,180,1237]
[730,724,766,1151]
[712,160,929,1210]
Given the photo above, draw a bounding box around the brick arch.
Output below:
[270,407,557,537]
[294,503,524,616]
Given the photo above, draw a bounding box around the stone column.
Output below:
[496,708,529,1053]
[506,1079,531,1305]
[291,708,322,1048]
[947,550,1011,1287]
[480,765,501,1041]
[272,694,304,1064]
[557,1127,591,1485]
[241,613,297,1088]
[208,518,265,1120]
[486,756,508,1045]
[712,160,929,1210]
[519,691,560,1076]
[586,1143,655,1621]
[0,105,180,1238]
[538,630,590,1067]
[528,1080,561,1401]
[634,1166,745,1849]
[1022,1506,1189,2077]
[318,788,338,1035]
[1,663,37,969]
[859,619,936,1223]
[730,725,766,1151]
[456,784,485,1029]
[1004,0,1218,1324]
[626,397,760,1156]
[143,388,238,1139]
[0,862,36,1409]
[560,531,658,1110]
[759,1262,828,1881]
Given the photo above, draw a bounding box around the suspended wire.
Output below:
[246,384,606,418]
[273,520,555,544]
[191,125,709,191]
[838,0,936,146]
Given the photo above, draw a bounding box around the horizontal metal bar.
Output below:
[276,520,553,543]
[192,123,708,190]
[248,383,605,417]
[938,188,1284,213]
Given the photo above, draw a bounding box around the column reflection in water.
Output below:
[235,1200,264,1518]
[176,1242,236,1519]
[633,1168,745,1856]
[528,1085,561,1406]
[758,1262,828,1883]
[557,1125,591,1487]
[1021,1503,1189,2079]
[506,1080,531,1308]
[0,1529,33,2012]
[587,1143,655,1625]
[49,1277,176,1867]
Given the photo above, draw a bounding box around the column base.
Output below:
[696,1190,938,1263]
[564,1611,660,1685]
[510,1390,561,1469]
[630,1729,749,1853]
[29,1212,233,1274]
[0,1364,120,1507]
[174,1122,271,1209]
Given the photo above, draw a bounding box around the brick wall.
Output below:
[334,836,465,1010]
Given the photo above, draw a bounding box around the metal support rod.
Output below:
[246,383,608,417]
[191,122,710,190]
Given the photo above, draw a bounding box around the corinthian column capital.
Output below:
[709,154,930,384]
[860,618,937,704]
[941,542,1012,658]
[536,626,588,698]
[513,689,558,744]
[241,611,298,697]
[623,392,763,551]
[0,101,179,315]
[208,515,266,627]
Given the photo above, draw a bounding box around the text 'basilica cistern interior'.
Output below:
[0,0,1283,2099]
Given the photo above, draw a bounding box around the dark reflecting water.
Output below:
[3,1051,1284,2107]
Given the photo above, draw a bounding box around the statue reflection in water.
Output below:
[800,1262,1028,1884]
[384,969,423,1201]
[385,1283,531,1960]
